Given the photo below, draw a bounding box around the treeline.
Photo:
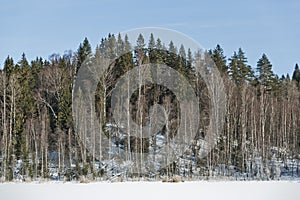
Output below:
[0,33,300,182]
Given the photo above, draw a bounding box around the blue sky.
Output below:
[0,0,299,76]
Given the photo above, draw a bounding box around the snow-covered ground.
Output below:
[0,181,299,200]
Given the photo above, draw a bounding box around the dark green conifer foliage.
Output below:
[209,44,228,75]
[229,48,254,87]
[77,37,92,68]
[256,54,275,92]
[1,33,300,182]
[178,44,187,76]
[135,34,148,65]
[292,63,300,89]
[166,41,178,69]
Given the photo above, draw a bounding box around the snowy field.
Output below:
[1,181,300,200]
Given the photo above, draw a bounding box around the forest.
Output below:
[0,33,300,182]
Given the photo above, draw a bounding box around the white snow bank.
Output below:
[0,181,299,200]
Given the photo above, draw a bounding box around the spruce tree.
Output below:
[148,33,156,63]
[292,63,300,89]
[117,33,125,56]
[107,34,117,59]
[209,44,228,75]
[148,33,155,50]
[229,51,239,84]
[166,41,178,69]
[237,48,254,83]
[77,37,92,68]
[155,38,167,64]
[229,48,253,87]
[135,34,147,65]
[256,54,275,92]
[178,44,187,76]
[3,56,14,78]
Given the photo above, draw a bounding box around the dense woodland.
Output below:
[0,33,300,182]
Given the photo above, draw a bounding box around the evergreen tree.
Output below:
[237,48,254,83]
[99,38,107,56]
[134,34,147,65]
[229,51,239,83]
[186,48,195,81]
[77,37,92,68]
[148,33,156,63]
[2,56,15,180]
[229,48,253,86]
[3,56,14,78]
[124,34,131,53]
[57,57,73,131]
[13,53,36,177]
[166,41,178,69]
[292,63,300,89]
[114,34,134,78]
[136,34,145,50]
[148,33,155,50]
[116,33,125,56]
[256,54,275,92]
[187,48,193,69]
[155,38,167,64]
[178,44,187,76]
[107,34,117,59]
[156,38,163,50]
[1,33,300,182]
[209,44,228,75]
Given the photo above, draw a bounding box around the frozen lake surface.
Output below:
[1,181,299,200]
